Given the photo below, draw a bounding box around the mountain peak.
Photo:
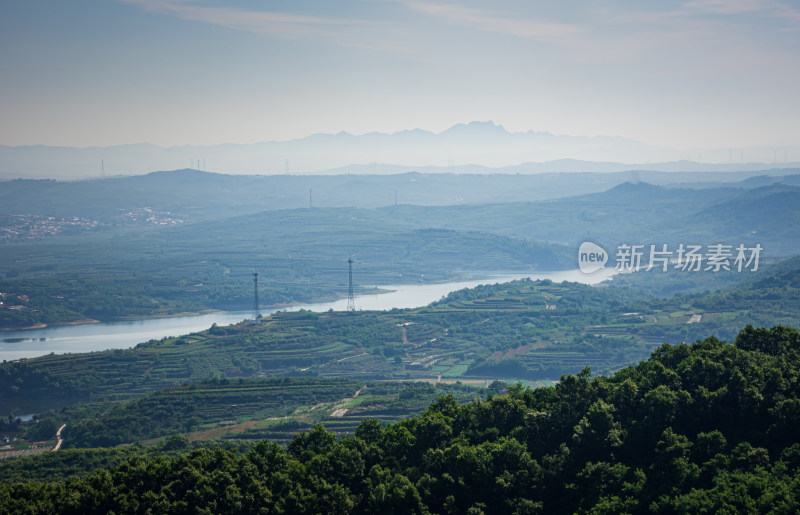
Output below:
[604,181,665,197]
[441,121,507,135]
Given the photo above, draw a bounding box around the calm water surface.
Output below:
[1,268,614,361]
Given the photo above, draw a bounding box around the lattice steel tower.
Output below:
[347,257,355,312]
[252,272,261,322]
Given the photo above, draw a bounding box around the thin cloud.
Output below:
[531,2,799,65]
[685,0,800,24]
[403,2,582,43]
[686,0,778,15]
[119,0,414,53]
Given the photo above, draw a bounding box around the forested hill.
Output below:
[2,325,800,512]
[3,175,799,331]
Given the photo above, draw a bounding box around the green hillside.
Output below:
[59,378,490,448]
[2,177,798,330]
[2,325,799,513]
[5,256,800,417]
[0,210,570,329]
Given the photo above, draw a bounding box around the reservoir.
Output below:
[1,268,614,361]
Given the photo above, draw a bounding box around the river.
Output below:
[1,268,614,361]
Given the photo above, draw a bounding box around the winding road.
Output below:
[53,424,66,452]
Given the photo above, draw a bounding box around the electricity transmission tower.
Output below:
[347,258,355,312]
[252,272,261,322]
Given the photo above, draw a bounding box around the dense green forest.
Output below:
[0,438,232,484]
[2,325,799,513]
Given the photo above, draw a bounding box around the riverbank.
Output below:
[116,309,224,321]
[1,319,100,332]
[0,287,395,332]
[1,269,615,362]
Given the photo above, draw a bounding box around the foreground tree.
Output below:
[2,325,800,513]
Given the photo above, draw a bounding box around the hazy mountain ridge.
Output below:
[3,121,799,178]
[3,169,800,225]
[669,184,800,255]
[3,171,800,262]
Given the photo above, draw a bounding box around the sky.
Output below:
[1,0,799,150]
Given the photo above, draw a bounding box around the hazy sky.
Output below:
[2,0,799,149]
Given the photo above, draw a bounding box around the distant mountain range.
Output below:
[3,168,799,229]
[2,121,799,179]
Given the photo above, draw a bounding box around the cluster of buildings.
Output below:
[0,292,28,311]
[0,208,184,241]
[0,214,98,240]
[116,207,184,226]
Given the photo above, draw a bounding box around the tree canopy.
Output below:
[2,324,800,513]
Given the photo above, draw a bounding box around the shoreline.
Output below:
[115,309,224,321]
[1,319,100,332]
[0,283,442,333]
[0,271,592,333]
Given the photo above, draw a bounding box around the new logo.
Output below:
[578,242,607,273]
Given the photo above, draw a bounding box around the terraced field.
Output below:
[63,378,485,447]
[5,269,799,418]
